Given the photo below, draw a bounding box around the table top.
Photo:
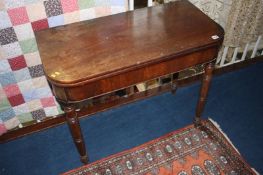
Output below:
[35,0,223,87]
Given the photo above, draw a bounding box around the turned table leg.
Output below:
[194,62,215,125]
[64,106,88,164]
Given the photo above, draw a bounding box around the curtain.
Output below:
[223,0,263,48]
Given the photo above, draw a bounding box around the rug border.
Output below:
[62,119,258,175]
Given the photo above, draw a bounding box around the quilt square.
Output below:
[0,1,5,10]
[28,64,45,78]
[27,99,42,112]
[44,0,63,17]
[0,27,18,45]
[26,2,47,22]
[8,55,27,71]
[17,113,33,123]
[8,94,25,107]
[13,103,29,116]
[64,11,80,24]
[3,84,21,97]
[95,0,110,6]
[61,0,79,13]
[79,8,95,21]
[0,97,11,111]
[2,42,22,59]
[32,76,49,88]
[17,79,34,92]
[110,0,126,6]
[24,51,42,67]
[31,19,49,31]
[111,6,126,15]
[40,96,56,107]
[8,7,29,26]
[13,23,35,41]
[4,0,25,9]
[0,11,12,29]
[0,87,6,100]
[47,15,64,27]
[24,0,39,5]
[78,0,95,10]
[13,68,31,82]
[19,38,37,54]
[0,72,16,86]
[31,108,46,120]
[4,117,20,130]
[0,108,15,122]
[95,7,111,18]
[0,123,7,135]
[0,59,12,74]
[44,106,58,116]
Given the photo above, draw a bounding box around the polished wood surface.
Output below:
[35,1,224,164]
[36,0,223,87]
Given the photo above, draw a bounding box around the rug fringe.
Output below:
[208,118,240,154]
[208,118,259,174]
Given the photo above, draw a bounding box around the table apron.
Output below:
[51,46,218,103]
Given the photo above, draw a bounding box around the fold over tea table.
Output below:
[35,0,224,164]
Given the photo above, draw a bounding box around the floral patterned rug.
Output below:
[62,120,256,175]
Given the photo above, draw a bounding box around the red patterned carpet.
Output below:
[63,120,256,175]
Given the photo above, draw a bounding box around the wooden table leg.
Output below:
[64,106,88,164]
[194,62,215,126]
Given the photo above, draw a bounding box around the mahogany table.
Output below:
[35,1,224,164]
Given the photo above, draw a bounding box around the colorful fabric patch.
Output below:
[28,64,45,78]
[13,68,31,82]
[3,84,21,97]
[79,9,96,21]
[7,94,25,107]
[4,0,25,9]
[13,103,29,116]
[0,11,12,29]
[32,76,49,88]
[19,38,38,54]
[8,55,27,71]
[61,0,79,13]
[13,23,35,41]
[0,108,15,122]
[17,79,34,92]
[64,11,80,24]
[40,97,56,108]
[44,0,63,17]
[31,109,45,120]
[95,7,112,18]
[2,42,22,59]
[7,7,29,26]
[0,27,18,45]
[0,59,12,73]
[26,2,47,22]
[31,19,49,31]
[44,106,59,116]
[17,113,33,123]
[78,0,95,10]
[48,15,64,27]
[26,99,42,112]
[0,72,16,86]
[4,117,20,130]
[24,51,42,67]
[0,123,7,135]
[0,97,11,111]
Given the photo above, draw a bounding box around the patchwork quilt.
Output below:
[0,0,127,135]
